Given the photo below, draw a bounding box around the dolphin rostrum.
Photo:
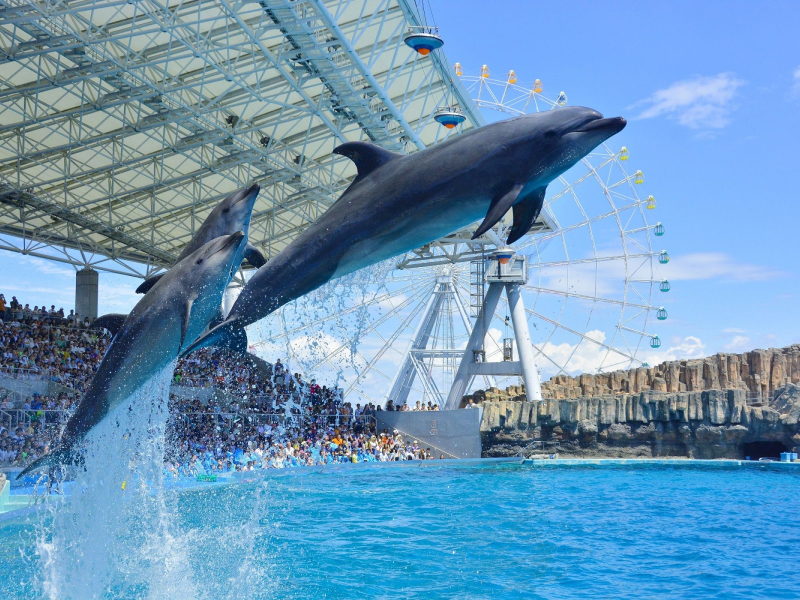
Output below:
[19,232,246,478]
[135,183,265,294]
[184,107,626,355]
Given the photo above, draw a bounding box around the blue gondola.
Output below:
[433,106,466,129]
[403,26,444,55]
[650,336,662,349]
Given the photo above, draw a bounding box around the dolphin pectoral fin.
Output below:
[507,186,547,245]
[135,274,164,294]
[93,313,128,337]
[180,296,198,350]
[243,243,267,268]
[472,184,524,240]
[224,327,248,355]
[333,142,400,180]
[181,321,248,357]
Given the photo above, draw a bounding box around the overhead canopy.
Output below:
[0,0,482,277]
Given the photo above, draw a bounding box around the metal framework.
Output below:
[0,0,482,277]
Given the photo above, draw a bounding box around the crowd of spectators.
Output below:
[0,293,450,472]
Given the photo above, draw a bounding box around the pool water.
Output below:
[1,462,799,599]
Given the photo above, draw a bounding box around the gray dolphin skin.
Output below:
[19,232,246,478]
[135,184,264,294]
[184,107,626,355]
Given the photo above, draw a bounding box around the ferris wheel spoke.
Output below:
[522,304,638,362]
[543,157,616,207]
[310,282,432,372]
[343,299,432,397]
[273,282,420,337]
[526,252,656,270]
[518,198,651,251]
[521,284,656,311]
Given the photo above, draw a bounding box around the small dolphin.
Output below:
[19,232,246,478]
[135,184,265,294]
[184,107,626,355]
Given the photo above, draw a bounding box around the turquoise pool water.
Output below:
[2,461,799,599]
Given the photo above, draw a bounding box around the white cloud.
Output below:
[644,335,706,365]
[97,281,140,314]
[538,330,613,375]
[722,327,745,334]
[724,335,751,353]
[662,252,783,282]
[21,256,73,277]
[793,65,800,95]
[633,73,745,129]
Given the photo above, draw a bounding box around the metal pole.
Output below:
[506,284,543,401]
[444,282,503,410]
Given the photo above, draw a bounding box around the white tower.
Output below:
[444,248,543,409]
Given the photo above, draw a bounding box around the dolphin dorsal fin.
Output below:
[93,313,127,337]
[136,274,163,294]
[333,142,399,179]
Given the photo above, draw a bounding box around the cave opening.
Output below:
[741,441,788,460]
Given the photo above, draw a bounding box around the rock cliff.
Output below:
[521,344,800,400]
[480,384,800,459]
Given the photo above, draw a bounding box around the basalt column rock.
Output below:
[480,385,800,459]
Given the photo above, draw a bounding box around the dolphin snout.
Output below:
[226,230,245,248]
[573,116,626,134]
[234,183,261,205]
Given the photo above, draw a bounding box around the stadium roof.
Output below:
[0,0,482,278]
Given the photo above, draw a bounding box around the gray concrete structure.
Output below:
[376,408,483,459]
[75,268,99,321]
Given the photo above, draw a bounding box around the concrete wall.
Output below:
[75,268,99,321]
[377,409,483,459]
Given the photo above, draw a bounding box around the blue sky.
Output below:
[433,0,800,360]
[3,0,798,372]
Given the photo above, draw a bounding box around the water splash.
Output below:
[251,258,398,389]
[29,364,269,600]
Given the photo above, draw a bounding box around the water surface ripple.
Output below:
[2,463,799,599]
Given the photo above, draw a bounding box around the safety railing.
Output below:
[0,367,51,381]
[0,408,72,433]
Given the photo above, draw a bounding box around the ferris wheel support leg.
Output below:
[506,284,543,402]
[444,283,503,410]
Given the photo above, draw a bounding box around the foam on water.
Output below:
[28,364,268,600]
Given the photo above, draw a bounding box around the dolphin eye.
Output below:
[222,208,230,214]
[196,258,204,265]
[545,129,558,140]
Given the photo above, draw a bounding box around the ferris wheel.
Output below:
[249,68,669,407]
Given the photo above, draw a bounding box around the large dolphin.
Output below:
[184,107,626,355]
[19,232,246,478]
[135,183,265,294]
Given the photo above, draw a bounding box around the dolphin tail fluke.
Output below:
[135,274,164,294]
[472,184,523,240]
[17,446,74,480]
[182,320,248,357]
[506,186,547,245]
[243,243,267,268]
